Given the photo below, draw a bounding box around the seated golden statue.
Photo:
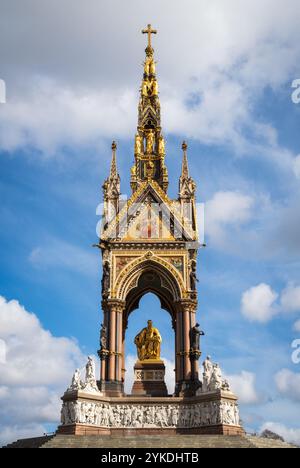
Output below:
[134,320,162,361]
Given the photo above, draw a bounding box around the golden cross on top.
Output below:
[142,24,157,48]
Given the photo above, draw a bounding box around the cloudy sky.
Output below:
[0,0,300,445]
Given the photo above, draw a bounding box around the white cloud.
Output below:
[2,0,300,93]
[29,236,98,277]
[0,295,86,445]
[162,79,251,149]
[205,191,254,247]
[275,369,300,402]
[225,371,259,404]
[124,354,175,395]
[293,155,300,179]
[0,338,6,364]
[206,191,254,225]
[201,189,300,261]
[241,283,279,323]
[293,320,300,332]
[260,422,300,446]
[0,0,299,167]
[280,284,300,314]
[241,283,300,323]
[0,386,60,424]
[0,295,84,386]
[0,424,47,448]
[0,78,136,155]
[0,79,5,104]
[269,196,300,258]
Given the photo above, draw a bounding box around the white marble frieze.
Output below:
[61,400,240,428]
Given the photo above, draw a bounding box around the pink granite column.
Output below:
[101,357,106,381]
[183,306,191,380]
[108,306,116,381]
[121,336,126,383]
[99,310,108,382]
[190,308,199,380]
[175,310,183,383]
[116,308,123,382]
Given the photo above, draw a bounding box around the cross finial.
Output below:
[142,24,157,49]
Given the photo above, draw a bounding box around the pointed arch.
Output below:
[115,255,185,304]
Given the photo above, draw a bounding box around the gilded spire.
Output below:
[141,24,159,100]
[130,25,168,193]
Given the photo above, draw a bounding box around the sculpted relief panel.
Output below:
[61,400,240,429]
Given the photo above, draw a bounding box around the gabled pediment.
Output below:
[101,180,196,242]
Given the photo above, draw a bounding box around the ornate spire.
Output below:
[103,141,121,217]
[130,25,168,193]
[110,141,118,178]
[181,141,189,179]
[179,141,196,200]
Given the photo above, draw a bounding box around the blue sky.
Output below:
[0,0,300,445]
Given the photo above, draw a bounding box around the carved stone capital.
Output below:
[189,349,202,361]
[175,299,197,314]
[97,349,110,361]
[102,299,126,314]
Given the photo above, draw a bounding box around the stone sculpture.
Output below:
[66,357,100,395]
[201,356,231,392]
[68,368,82,391]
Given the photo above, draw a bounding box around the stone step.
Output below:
[42,435,255,449]
[3,436,54,449]
[246,436,297,449]
[3,434,297,449]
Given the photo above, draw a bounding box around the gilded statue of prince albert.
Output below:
[134,320,162,361]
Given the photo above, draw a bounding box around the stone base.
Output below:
[58,389,244,436]
[131,360,168,397]
[57,423,244,436]
[175,379,202,397]
[97,380,123,397]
